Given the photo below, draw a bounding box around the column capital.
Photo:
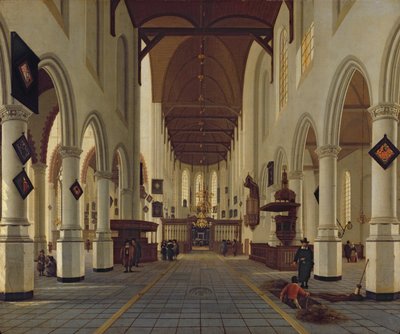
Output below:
[121,188,134,195]
[368,103,400,121]
[31,162,47,173]
[288,171,303,180]
[0,104,32,123]
[315,145,341,159]
[95,171,113,180]
[59,146,82,159]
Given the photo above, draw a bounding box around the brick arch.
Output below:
[40,105,59,164]
[48,144,61,186]
[140,153,148,185]
[81,146,96,184]
[27,130,38,164]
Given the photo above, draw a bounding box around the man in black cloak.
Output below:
[292,237,313,288]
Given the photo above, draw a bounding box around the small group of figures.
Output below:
[37,250,57,277]
[161,240,179,261]
[120,238,142,273]
[220,239,239,257]
[344,240,358,263]
[280,237,314,309]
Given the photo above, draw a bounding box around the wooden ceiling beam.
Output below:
[164,103,241,116]
[165,115,237,126]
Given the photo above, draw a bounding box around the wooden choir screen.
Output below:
[161,218,193,253]
[209,219,242,255]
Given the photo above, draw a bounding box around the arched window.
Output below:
[117,36,128,119]
[344,171,351,223]
[279,28,288,111]
[195,173,203,206]
[301,0,314,74]
[211,171,218,209]
[182,170,189,207]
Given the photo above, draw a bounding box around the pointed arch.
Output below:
[81,111,109,172]
[323,56,372,146]
[81,146,96,184]
[0,17,11,105]
[39,54,77,147]
[113,143,130,190]
[291,113,319,171]
[380,18,400,103]
[274,146,288,186]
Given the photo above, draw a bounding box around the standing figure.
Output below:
[85,239,91,253]
[37,250,46,276]
[134,238,142,267]
[45,256,57,277]
[350,243,358,262]
[48,241,53,254]
[232,239,238,256]
[173,239,179,260]
[120,239,135,273]
[344,240,351,263]
[220,240,228,257]
[167,240,174,261]
[161,241,167,260]
[292,238,314,289]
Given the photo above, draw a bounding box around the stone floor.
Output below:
[0,251,400,334]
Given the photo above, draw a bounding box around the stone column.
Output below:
[47,182,57,249]
[314,145,342,281]
[289,171,304,244]
[0,104,33,300]
[132,28,141,219]
[366,103,400,300]
[120,188,133,219]
[32,163,47,255]
[57,146,84,282]
[93,171,113,272]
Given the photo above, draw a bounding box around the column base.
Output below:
[314,274,342,281]
[57,276,85,283]
[93,267,113,272]
[313,239,342,279]
[93,237,113,271]
[366,290,400,301]
[57,230,85,282]
[0,290,33,301]
[0,238,34,300]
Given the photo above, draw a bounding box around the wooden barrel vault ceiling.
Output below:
[111,0,293,165]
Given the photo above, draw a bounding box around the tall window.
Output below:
[344,171,351,223]
[211,171,218,209]
[195,173,204,206]
[279,29,288,111]
[182,170,189,207]
[301,22,314,73]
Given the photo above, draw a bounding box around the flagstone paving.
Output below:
[0,251,399,334]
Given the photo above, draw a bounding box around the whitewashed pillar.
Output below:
[289,171,304,244]
[93,171,113,272]
[57,146,84,282]
[32,162,47,255]
[366,103,400,300]
[314,145,342,281]
[120,187,133,219]
[0,105,33,300]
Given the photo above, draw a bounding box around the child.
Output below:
[280,276,310,309]
[37,250,45,276]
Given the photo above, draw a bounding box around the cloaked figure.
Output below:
[45,256,57,277]
[292,238,314,289]
[120,239,135,273]
[37,250,45,276]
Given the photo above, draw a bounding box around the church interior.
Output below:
[0,0,400,333]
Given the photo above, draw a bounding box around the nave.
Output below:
[1,252,399,334]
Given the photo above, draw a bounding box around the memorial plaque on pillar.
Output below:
[11,32,39,114]
[152,201,163,217]
[13,169,34,199]
[314,186,319,204]
[12,133,32,164]
[143,205,149,213]
[152,179,163,194]
[368,134,400,170]
[70,180,83,200]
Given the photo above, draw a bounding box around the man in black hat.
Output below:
[292,237,313,288]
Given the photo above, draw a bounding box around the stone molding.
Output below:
[288,171,303,180]
[0,104,32,123]
[121,188,134,195]
[59,146,82,159]
[31,163,47,174]
[95,171,113,180]
[315,145,341,159]
[368,103,400,121]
